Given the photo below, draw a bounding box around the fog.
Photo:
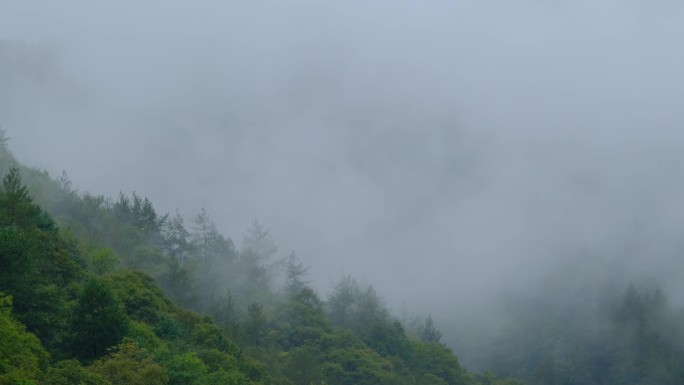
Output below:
[3,0,684,364]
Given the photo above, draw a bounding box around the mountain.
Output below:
[0,132,520,385]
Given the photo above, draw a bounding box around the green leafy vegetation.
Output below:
[4,131,684,385]
[0,136,518,384]
[0,293,49,385]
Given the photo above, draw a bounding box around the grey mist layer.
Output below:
[2,0,684,365]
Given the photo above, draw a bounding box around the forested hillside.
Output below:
[3,127,684,385]
[0,131,521,384]
[4,1,684,384]
[460,284,684,385]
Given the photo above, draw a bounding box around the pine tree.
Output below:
[419,316,442,343]
[245,302,266,346]
[0,167,53,230]
[69,278,129,362]
[284,251,309,296]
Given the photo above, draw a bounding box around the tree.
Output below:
[191,208,235,268]
[355,286,389,327]
[69,278,129,362]
[0,292,50,384]
[245,302,266,346]
[0,127,9,150]
[88,247,118,275]
[0,222,75,350]
[283,347,322,385]
[89,339,168,385]
[208,289,238,336]
[114,191,131,214]
[131,193,163,235]
[114,192,166,248]
[419,316,442,344]
[0,127,15,168]
[162,210,190,262]
[410,342,468,385]
[165,352,209,385]
[241,220,277,262]
[0,225,32,290]
[283,251,309,296]
[327,275,361,329]
[57,170,74,194]
[160,257,195,307]
[41,360,109,385]
[0,167,53,230]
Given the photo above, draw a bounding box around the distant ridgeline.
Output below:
[0,130,522,385]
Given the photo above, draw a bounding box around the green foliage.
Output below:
[0,129,7,149]
[104,270,173,324]
[0,293,49,385]
[203,369,250,385]
[326,275,360,329]
[242,220,278,262]
[165,352,209,385]
[363,320,412,358]
[208,290,239,336]
[282,346,322,385]
[0,167,53,230]
[420,373,449,385]
[194,350,253,385]
[0,215,80,353]
[89,339,168,385]
[320,345,396,385]
[0,225,32,288]
[172,309,243,359]
[88,247,119,275]
[114,192,166,238]
[162,210,191,262]
[17,283,69,349]
[0,144,521,385]
[154,316,185,341]
[40,360,109,385]
[419,316,442,343]
[475,286,684,385]
[160,256,196,307]
[410,342,468,385]
[128,321,164,351]
[69,277,129,362]
[192,208,236,268]
[196,349,240,371]
[274,290,328,350]
[326,277,414,360]
[245,302,267,346]
[283,252,309,296]
[193,317,241,355]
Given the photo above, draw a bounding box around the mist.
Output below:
[3,0,684,366]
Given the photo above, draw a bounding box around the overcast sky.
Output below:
[3,0,684,356]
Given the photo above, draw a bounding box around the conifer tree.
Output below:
[0,167,53,230]
[284,251,309,296]
[69,278,129,362]
[419,316,442,343]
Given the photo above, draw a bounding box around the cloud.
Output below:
[3,0,684,361]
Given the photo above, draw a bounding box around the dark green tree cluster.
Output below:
[0,166,268,384]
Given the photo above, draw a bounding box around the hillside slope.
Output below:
[0,132,520,385]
